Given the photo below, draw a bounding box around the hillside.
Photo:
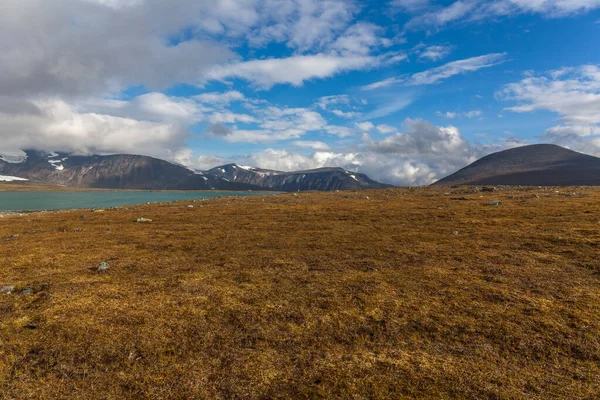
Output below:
[0,150,388,191]
[207,164,388,191]
[435,144,600,186]
[0,187,599,398]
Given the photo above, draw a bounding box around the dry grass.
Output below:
[1,186,599,399]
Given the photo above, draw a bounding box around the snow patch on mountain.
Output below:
[0,175,28,182]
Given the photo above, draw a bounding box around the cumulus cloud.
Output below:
[218,118,495,186]
[0,98,187,159]
[500,65,600,155]
[0,0,387,160]
[0,0,235,98]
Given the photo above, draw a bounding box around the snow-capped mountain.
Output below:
[207,164,388,191]
[0,150,389,191]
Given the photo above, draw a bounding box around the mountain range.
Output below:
[0,150,389,191]
[434,144,600,186]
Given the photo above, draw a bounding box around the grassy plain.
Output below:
[0,187,599,399]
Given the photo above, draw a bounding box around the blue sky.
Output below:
[1,0,600,185]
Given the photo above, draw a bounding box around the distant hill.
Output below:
[434,144,600,186]
[0,150,389,191]
[207,164,389,191]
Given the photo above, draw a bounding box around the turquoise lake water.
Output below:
[0,191,269,212]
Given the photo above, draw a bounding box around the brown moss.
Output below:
[1,186,599,399]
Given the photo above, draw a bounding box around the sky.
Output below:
[1,0,599,185]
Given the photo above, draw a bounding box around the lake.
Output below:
[0,191,270,212]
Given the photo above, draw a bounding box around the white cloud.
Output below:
[195,91,245,104]
[405,0,477,31]
[418,45,453,61]
[376,124,397,134]
[391,0,431,13]
[204,54,385,89]
[500,65,600,125]
[500,65,600,154]
[230,118,492,186]
[208,112,258,124]
[0,98,187,159]
[317,95,352,110]
[332,110,361,118]
[363,53,507,90]
[316,94,367,119]
[362,77,403,91]
[405,0,600,31]
[437,110,482,119]
[246,149,360,172]
[331,22,392,56]
[356,122,375,131]
[407,53,508,85]
[291,141,331,150]
[325,125,355,138]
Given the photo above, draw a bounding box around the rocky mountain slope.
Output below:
[0,150,388,191]
[207,164,388,191]
[434,144,600,186]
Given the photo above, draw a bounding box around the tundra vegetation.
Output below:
[0,186,599,399]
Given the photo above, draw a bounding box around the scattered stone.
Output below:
[1,285,15,294]
[488,200,502,206]
[97,262,110,272]
[5,234,19,241]
[20,288,33,295]
[80,215,87,220]
[452,231,459,236]
[73,228,84,232]
[188,205,194,208]
[136,217,152,223]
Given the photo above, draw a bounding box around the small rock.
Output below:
[188,205,194,208]
[20,288,33,295]
[488,200,502,206]
[5,234,19,242]
[365,196,370,200]
[93,209,105,213]
[97,262,110,272]
[25,323,37,330]
[73,228,83,232]
[0,285,15,294]
[136,217,152,223]
[452,231,459,236]
[80,215,87,220]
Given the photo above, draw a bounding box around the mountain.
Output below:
[0,150,388,191]
[207,164,388,191]
[434,144,600,186]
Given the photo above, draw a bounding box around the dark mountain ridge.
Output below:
[207,164,387,191]
[435,144,600,186]
[0,150,389,191]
